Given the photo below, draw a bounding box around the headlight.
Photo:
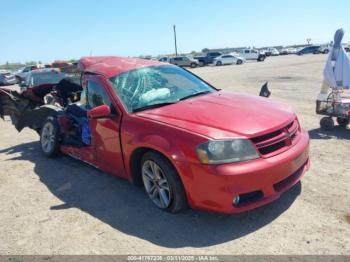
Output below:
[196,139,260,164]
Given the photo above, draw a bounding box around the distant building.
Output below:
[202,47,248,54]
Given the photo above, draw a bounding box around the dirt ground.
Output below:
[0,54,349,255]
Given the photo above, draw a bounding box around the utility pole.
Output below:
[173,25,178,57]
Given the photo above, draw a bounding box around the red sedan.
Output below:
[0,56,310,214]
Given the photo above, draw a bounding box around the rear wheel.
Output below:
[257,55,265,62]
[199,61,205,67]
[236,59,243,65]
[190,62,197,68]
[216,61,222,66]
[336,117,349,127]
[141,151,187,213]
[40,117,60,157]
[320,117,334,130]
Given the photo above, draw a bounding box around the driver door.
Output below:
[84,76,126,178]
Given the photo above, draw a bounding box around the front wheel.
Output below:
[199,61,205,67]
[236,59,243,65]
[40,117,60,157]
[141,151,187,213]
[190,63,197,68]
[216,61,222,66]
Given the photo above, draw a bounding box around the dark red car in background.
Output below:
[0,56,310,214]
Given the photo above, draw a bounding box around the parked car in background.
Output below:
[287,47,298,54]
[319,45,331,54]
[15,65,39,82]
[296,45,321,55]
[279,48,289,55]
[0,56,310,214]
[266,48,280,56]
[239,49,266,61]
[262,49,271,56]
[51,61,72,69]
[158,57,170,63]
[0,70,17,86]
[194,52,222,66]
[213,54,245,66]
[20,68,66,92]
[169,56,199,68]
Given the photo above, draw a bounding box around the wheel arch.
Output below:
[129,146,184,187]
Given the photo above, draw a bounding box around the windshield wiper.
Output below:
[133,102,177,113]
[179,90,212,101]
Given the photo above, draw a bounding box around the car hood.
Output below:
[136,91,296,139]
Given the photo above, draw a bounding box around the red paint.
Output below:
[60,56,310,214]
[87,105,111,119]
[78,56,165,78]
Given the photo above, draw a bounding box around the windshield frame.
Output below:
[108,65,218,114]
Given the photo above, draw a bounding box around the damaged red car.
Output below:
[0,56,310,214]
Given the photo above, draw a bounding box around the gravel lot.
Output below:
[0,54,349,255]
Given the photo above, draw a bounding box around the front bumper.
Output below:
[180,130,310,214]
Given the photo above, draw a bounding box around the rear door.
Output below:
[224,55,234,64]
[181,57,190,66]
[84,75,126,178]
[176,57,185,66]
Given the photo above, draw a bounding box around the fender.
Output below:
[122,124,203,186]
[124,132,198,204]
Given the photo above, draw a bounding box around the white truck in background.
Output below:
[238,49,266,62]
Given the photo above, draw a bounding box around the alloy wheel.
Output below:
[142,160,172,209]
[41,122,55,153]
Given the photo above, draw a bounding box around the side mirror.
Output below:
[259,82,271,98]
[88,105,111,119]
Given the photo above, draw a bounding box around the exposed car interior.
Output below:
[0,71,107,148]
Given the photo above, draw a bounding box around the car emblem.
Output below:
[284,129,292,146]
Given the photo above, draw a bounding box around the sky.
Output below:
[1,0,350,64]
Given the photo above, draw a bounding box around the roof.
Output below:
[78,56,165,78]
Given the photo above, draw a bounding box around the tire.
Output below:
[323,49,329,54]
[40,116,60,157]
[257,55,265,62]
[320,117,334,131]
[199,61,205,67]
[236,59,243,65]
[141,151,187,213]
[190,63,197,68]
[216,61,222,66]
[336,117,349,127]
